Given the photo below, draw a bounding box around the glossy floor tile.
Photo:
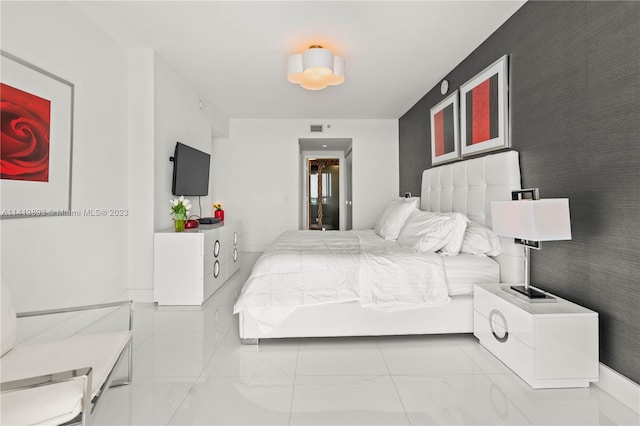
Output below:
[168,376,294,425]
[290,375,409,425]
[89,252,639,425]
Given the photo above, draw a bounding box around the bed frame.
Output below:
[238,151,524,343]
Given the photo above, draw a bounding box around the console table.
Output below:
[153,220,241,305]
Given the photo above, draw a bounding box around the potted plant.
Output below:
[213,203,224,222]
[170,196,191,232]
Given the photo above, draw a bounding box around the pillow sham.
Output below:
[438,212,470,256]
[375,198,419,241]
[460,220,501,256]
[397,210,464,253]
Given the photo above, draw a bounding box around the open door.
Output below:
[308,158,339,230]
[299,138,352,231]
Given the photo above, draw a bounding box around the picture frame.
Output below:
[430,90,460,166]
[1,51,74,219]
[460,55,509,157]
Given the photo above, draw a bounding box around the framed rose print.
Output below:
[430,90,460,166]
[460,55,509,157]
[1,51,74,218]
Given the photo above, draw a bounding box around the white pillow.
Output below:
[397,210,462,252]
[438,212,470,256]
[1,283,17,356]
[375,198,419,241]
[461,221,502,256]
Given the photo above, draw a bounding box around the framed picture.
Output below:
[430,90,460,166]
[460,55,509,157]
[1,51,74,218]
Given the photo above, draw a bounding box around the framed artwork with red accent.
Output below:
[430,90,460,166]
[460,55,509,158]
[1,51,73,218]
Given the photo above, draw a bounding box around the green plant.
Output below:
[170,195,191,218]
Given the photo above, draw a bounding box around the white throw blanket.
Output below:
[233,230,450,331]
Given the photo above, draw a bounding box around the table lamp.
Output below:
[491,189,572,299]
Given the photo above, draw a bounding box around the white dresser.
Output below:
[154,220,241,305]
[473,283,599,388]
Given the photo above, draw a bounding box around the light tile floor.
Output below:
[93,253,639,425]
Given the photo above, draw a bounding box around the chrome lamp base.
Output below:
[510,285,547,299]
[504,285,557,303]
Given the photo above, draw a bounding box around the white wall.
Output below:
[153,56,219,231]
[127,49,155,300]
[0,2,129,310]
[212,119,399,252]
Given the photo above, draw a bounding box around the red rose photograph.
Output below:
[0,82,51,182]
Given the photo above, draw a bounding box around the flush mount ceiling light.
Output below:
[287,45,345,90]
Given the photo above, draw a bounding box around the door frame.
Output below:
[300,151,345,230]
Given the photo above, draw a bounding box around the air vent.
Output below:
[310,124,323,132]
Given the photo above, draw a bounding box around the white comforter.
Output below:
[233,230,450,330]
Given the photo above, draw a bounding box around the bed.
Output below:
[234,151,524,343]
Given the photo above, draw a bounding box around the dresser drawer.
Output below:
[204,260,227,301]
[474,285,535,348]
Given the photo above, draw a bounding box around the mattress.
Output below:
[443,254,500,296]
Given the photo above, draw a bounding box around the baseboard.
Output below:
[595,363,640,414]
[128,288,154,303]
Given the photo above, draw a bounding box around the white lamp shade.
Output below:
[491,199,572,241]
[287,54,304,83]
[327,56,345,85]
[287,46,345,90]
[302,47,334,70]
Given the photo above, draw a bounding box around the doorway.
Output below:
[308,158,340,230]
[299,138,352,231]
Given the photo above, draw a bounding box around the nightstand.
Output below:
[473,283,599,388]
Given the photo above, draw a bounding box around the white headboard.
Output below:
[420,151,524,283]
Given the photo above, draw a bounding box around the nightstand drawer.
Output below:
[474,285,534,348]
[474,310,535,380]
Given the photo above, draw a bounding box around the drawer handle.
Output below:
[214,240,220,257]
[233,248,238,262]
[214,260,220,278]
[233,232,238,246]
[489,309,509,343]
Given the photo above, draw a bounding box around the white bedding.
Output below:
[443,254,500,296]
[233,230,450,330]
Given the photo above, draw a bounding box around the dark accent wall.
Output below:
[399,1,639,384]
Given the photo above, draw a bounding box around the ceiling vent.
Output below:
[310,124,323,133]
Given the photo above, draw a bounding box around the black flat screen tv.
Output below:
[171,142,211,196]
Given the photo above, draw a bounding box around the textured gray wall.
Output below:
[398,1,639,384]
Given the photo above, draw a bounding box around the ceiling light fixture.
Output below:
[287,45,345,90]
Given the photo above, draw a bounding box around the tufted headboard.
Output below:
[420,150,524,283]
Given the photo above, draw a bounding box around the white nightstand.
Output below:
[473,283,599,389]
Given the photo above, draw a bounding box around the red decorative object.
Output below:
[214,209,224,222]
[185,219,199,229]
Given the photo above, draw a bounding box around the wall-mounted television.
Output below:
[171,142,211,196]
